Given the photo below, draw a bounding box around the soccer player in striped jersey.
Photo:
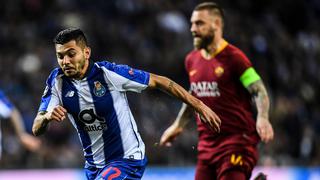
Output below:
[0,90,40,159]
[32,28,221,180]
[160,2,274,180]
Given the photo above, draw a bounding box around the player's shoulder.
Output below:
[95,60,114,69]
[185,50,201,65]
[224,44,247,58]
[223,44,252,67]
[186,50,200,60]
[46,68,64,86]
[95,60,131,73]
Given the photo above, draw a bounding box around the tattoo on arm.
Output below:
[168,81,174,91]
[247,80,269,118]
[39,111,46,115]
[34,111,49,136]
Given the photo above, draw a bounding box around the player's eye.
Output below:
[196,21,204,26]
[68,52,76,58]
[57,54,64,59]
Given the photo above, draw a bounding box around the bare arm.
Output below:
[247,80,274,143]
[148,73,220,131]
[173,103,194,128]
[10,108,29,137]
[32,106,67,136]
[159,103,194,146]
[149,73,221,146]
[10,108,41,151]
[247,80,269,119]
[32,111,51,136]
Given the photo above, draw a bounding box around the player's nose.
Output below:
[190,24,197,33]
[62,56,71,65]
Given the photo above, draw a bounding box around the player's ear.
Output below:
[214,17,222,29]
[84,46,91,59]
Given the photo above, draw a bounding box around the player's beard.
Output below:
[193,29,215,50]
[63,57,86,79]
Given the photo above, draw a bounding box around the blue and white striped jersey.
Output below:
[0,89,14,158]
[39,61,150,168]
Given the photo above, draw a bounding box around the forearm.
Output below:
[173,103,193,128]
[247,80,270,119]
[10,109,27,137]
[256,93,269,119]
[32,112,50,136]
[149,74,204,113]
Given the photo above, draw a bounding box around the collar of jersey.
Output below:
[83,60,94,79]
[211,39,228,57]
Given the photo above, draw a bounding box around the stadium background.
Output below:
[0,0,320,179]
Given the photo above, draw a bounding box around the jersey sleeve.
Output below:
[100,62,150,93]
[239,67,261,88]
[232,50,261,87]
[38,69,61,112]
[0,90,14,119]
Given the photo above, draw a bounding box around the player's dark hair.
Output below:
[53,28,88,47]
[194,2,224,21]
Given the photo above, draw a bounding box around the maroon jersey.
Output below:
[185,41,260,162]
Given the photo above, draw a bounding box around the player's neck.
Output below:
[201,38,227,60]
[75,60,91,80]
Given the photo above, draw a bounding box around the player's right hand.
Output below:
[197,102,221,133]
[45,105,67,122]
[160,124,183,147]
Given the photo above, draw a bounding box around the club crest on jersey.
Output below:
[214,66,224,77]
[93,81,106,97]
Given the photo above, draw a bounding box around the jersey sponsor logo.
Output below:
[65,90,75,97]
[230,154,243,166]
[84,124,107,132]
[93,81,106,97]
[189,69,198,77]
[214,66,224,77]
[78,109,107,132]
[190,81,220,97]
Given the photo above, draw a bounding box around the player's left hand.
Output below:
[19,133,41,152]
[256,116,274,143]
[160,123,183,147]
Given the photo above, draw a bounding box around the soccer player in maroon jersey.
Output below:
[160,2,274,180]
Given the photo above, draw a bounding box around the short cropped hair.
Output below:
[53,28,88,47]
[194,2,224,21]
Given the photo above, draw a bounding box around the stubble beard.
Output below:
[193,30,215,50]
[64,69,80,79]
[64,57,86,79]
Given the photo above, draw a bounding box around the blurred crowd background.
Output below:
[0,0,320,169]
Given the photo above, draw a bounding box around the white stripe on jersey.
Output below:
[108,90,145,160]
